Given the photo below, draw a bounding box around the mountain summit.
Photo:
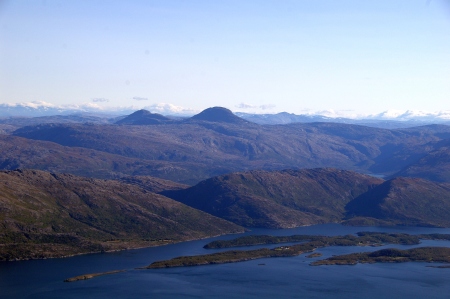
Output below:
[116,109,171,125]
[190,107,248,124]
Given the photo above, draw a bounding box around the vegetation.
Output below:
[391,139,450,182]
[204,235,313,249]
[311,247,450,266]
[0,169,243,261]
[162,168,383,228]
[0,135,215,184]
[146,232,437,269]
[346,177,450,227]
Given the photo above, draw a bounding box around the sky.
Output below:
[0,0,449,116]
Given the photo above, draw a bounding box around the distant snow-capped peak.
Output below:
[369,110,450,120]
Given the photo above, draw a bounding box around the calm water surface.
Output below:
[2,224,450,299]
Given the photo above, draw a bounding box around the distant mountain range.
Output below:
[1,102,449,128]
[6,107,449,184]
[235,112,450,128]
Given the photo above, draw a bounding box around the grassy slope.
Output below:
[162,168,383,228]
[346,177,450,227]
[0,169,243,261]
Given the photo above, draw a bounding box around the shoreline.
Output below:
[0,229,247,263]
[145,232,450,269]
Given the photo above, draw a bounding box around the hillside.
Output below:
[0,169,243,261]
[345,177,450,227]
[119,175,189,193]
[0,135,225,184]
[161,168,383,228]
[390,139,450,182]
[10,108,450,184]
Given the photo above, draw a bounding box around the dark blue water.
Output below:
[2,224,450,299]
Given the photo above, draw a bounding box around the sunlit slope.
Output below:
[0,169,243,261]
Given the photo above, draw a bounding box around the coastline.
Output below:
[0,229,247,263]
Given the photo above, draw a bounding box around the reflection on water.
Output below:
[2,224,450,299]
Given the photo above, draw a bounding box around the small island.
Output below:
[146,232,450,269]
[64,270,126,282]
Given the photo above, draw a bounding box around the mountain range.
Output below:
[1,106,450,260]
[1,102,449,128]
[8,107,450,184]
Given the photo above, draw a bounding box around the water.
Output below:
[2,224,450,299]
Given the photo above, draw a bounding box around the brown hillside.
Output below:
[12,119,449,182]
[0,169,242,261]
[345,177,450,227]
[0,135,225,184]
[390,139,450,182]
[162,168,383,228]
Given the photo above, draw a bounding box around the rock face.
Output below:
[115,109,172,125]
[346,177,450,227]
[0,169,243,261]
[161,168,383,228]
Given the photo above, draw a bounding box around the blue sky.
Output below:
[0,0,449,116]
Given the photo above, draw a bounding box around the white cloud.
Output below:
[236,103,277,112]
[236,103,257,109]
[4,100,57,109]
[133,97,148,101]
[92,98,109,103]
[143,103,198,116]
[368,110,450,121]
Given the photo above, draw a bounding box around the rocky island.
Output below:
[146,232,450,269]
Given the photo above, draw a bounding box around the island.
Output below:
[311,247,450,266]
[64,270,126,282]
[145,232,450,269]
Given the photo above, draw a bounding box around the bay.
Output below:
[2,224,450,299]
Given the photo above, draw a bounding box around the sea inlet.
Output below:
[2,224,450,299]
